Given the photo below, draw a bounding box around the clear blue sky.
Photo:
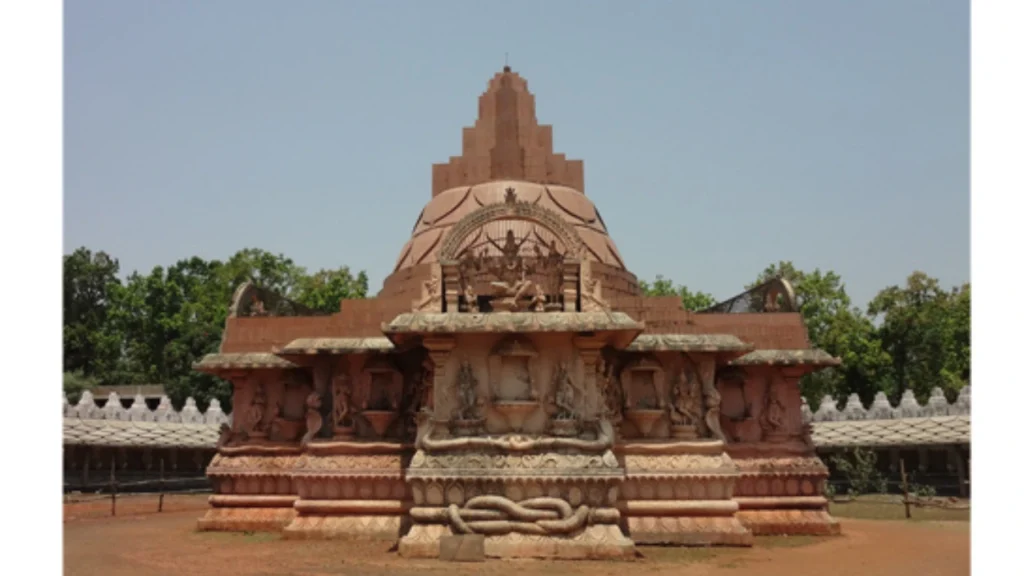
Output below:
[64,0,968,309]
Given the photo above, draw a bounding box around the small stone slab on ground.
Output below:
[439,534,486,562]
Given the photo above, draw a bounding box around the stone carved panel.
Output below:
[455,230,567,313]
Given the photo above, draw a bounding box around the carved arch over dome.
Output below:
[436,189,587,262]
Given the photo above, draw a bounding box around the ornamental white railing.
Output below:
[802,386,970,423]
[63,390,233,427]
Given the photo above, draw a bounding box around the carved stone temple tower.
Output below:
[195,67,841,559]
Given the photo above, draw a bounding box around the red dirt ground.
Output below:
[63,495,969,576]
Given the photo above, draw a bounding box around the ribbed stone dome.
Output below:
[390,68,627,273]
[392,180,627,272]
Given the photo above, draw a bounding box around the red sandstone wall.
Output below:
[220,297,410,353]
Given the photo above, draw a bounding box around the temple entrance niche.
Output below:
[486,335,541,432]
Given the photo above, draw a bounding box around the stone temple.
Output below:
[194,67,842,559]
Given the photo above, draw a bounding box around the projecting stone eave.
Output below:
[380,311,644,349]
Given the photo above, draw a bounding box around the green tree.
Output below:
[221,248,306,297]
[639,275,716,310]
[868,272,970,401]
[63,370,98,405]
[294,267,370,313]
[75,247,372,410]
[63,248,123,378]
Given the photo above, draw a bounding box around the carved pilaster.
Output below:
[574,338,603,422]
[440,261,461,313]
[312,361,333,438]
[423,337,456,432]
[562,258,580,312]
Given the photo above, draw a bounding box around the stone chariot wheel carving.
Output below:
[436,188,587,262]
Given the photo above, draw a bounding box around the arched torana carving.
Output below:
[437,187,587,262]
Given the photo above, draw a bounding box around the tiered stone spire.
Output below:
[431,67,585,196]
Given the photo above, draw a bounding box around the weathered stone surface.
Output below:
[439,534,485,562]
[626,333,753,353]
[729,349,840,367]
[382,311,643,335]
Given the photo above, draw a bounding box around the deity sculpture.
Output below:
[413,267,441,312]
[301,391,323,447]
[246,382,268,437]
[760,382,787,441]
[530,283,547,312]
[463,282,479,312]
[704,387,726,441]
[490,229,527,262]
[455,361,481,421]
[335,382,353,428]
[670,370,701,427]
[598,357,624,426]
[551,361,580,421]
[249,294,267,317]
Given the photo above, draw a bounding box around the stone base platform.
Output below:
[197,507,297,532]
[281,498,411,539]
[399,524,636,559]
[283,514,407,540]
[625,516,753,546]
[737,509,840,536]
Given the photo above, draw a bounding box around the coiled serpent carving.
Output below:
[446,495,601,536]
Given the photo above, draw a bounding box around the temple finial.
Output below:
[504,53,510,73]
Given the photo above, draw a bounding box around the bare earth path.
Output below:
[63,495,969,576]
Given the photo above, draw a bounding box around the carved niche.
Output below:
[717,368,763,444]
[269,371,314,443]
[487,336,542,432]
[621,356,666,410]
[358,355,403,438]
[620,355,668,438]
[487,336,541,402]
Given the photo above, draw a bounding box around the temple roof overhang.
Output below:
[729,349,841,368]
[812,415,970,448]
[625,334,754,356]
[194,352,297,374]
[381,311,644,348]
[275,337,396,356]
